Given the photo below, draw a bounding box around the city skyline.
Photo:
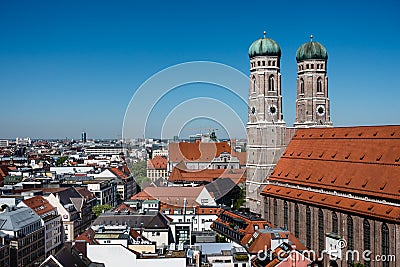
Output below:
[1,0,399,139]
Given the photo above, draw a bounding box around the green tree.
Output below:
[92,204,113,217]
[233,187,245,210]
[131,161,150,188]
[56,156,69,166]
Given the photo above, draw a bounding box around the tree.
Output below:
[131,161,149,188]
[92,204,113,217]
[56,156,68,166]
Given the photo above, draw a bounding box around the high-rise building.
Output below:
[82,131,87,143]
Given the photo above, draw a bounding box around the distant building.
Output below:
[82,131,87,143]
[85,146,125,156]
[0,140,9,147]
[147,156,168,181]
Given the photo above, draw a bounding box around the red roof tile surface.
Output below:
[147,156,167,170]
[22,196,56,216]
[169,142,232,162]
[168,167,246,183]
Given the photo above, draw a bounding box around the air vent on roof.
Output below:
[358,132,362,137]
[350,202,356,207]
[345,153,351,159]
[344,133,348,137]
[386,208,392,214]
[373,132,378,136]
[380,182,387,190]
[360,154,365,160]
[301,134,305,137]
[391,132,395,136]
[318,176,324,182]
[297,152,302,156]
[285,172,290,177]
[321,197,327,201]
[320,134,323,137]
[362,180,368,188]
[305,175,311,180]
[331,152,337,159]
[309,134,313,137]
[286,191,291,195]
[336,200,341,204]
[331,177,337,184]
[309,195,314,199]
[332,133,335,137]
[319,152,324,158]
[297,193,302,197]
[395,157,400,163]
[308,152,312,157]
[295,173,300,178]
[345,178,352,185]
[376,154,382,161]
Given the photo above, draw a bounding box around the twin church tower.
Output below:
[246,32,333,214]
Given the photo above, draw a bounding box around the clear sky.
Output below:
[0,0,399,139]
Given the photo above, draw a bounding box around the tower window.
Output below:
[306,64,309,69]
[258,61,260,66]
[262,61,265,66]
[321,64,324,69]
[253,78,256,92]
[317,77,322,93]
[269,75,274,91]
[311,64,314,69]
[268,61,271,66]
[272,61,275,66]
[300,78,304,94]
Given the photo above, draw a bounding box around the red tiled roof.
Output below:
[76,187,96,201]
[22,196,56,216]
[168,167,246,183]
[265,126,400,202]
[169,141,232,162]
[147,156,167,170]
[132,186,205,207]
[76,228,99,245]
[262,184,400,222]
[113,203,135,212]
[109,167,130,179]
[247,231,307,254]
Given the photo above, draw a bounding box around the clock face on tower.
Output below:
[316,105,325,116]
[268,104,277,115]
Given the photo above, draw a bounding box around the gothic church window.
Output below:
[382,223,389,267]
[306,206,311,248]
[332,212,338,234]
[269,75,274,91]
[300,79,304,94]
[364,219,370,267]
[283,201,288,230]
[317,77,322,92]
[294,204,299,237]
[318,209,324,252]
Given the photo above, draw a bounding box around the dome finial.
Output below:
[310,34,314,42]
[263,31,266,38]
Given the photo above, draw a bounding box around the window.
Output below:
[363,219,370,267]
[258,61,260,66]
[332,212,338,234]
[283,201,288,230]
[311,64,314,69]
[294,204,299,237]
[300,78,304,94]
[269,75,274,91]
[318,209,324,252]
[347,216,354,266]
[262,61,265,66]
[317,77,322,93]
[382,223,389,267]
[253,78,256,92]
[306,206,311,248]
[273,199,278,227]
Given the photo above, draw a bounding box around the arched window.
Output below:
[283,201,288,230]
[294,204,299,237]
[332,212,338,234]
[273,199,278,227]
[382,223,389,267]
[317,77,322,93]
[347,216,354,266]
[364,219,370,267]
[300,78,304,94]
[318,209,324,252]
[269,75,274,91]
[306,206,311,248]
[253,78,256,92]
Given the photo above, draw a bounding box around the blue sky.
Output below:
[0,0,399,139]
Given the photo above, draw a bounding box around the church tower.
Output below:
[246,32,287,215]
[294,35,332,127]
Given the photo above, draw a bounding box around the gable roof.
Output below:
[0,207,41,232]
[138,186,205,207]
[147,156,167,170]
[109,167,131,179]
[22,196,56,216]
[169,141,232,162]
[205,178,240,201]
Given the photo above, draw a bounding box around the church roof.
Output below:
[248,35,281,58]
[168,141,232,163]
[296,37,328,62]
[261,125,400,221]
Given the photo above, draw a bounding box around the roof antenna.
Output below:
[263,31,266,38]
[310,34,314,42]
